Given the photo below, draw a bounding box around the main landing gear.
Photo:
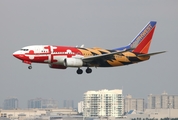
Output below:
[76,67,92,74]
[76,68,83,74]
[86,67,92,74]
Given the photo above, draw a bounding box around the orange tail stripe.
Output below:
[133,26,155,53]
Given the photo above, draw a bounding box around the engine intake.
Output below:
[64,58,83,67]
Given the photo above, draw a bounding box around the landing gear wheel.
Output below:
[77,69,83,74]
[86,68,92,74]
[28,66,32,69]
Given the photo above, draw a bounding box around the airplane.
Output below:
[13,21,165,74]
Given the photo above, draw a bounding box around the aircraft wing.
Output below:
[82,49,132,62]
[137,51,166,57]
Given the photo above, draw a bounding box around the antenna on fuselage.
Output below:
[76,44,84,48]
[80,44,84,48]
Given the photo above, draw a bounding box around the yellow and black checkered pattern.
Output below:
[78,47,150,67]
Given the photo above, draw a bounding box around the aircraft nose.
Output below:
[13,51,23,59]
[13,51,19,58]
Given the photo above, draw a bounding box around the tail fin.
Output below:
[114,21,157,54]
[129,21,157,54]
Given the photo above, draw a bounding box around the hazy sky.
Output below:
[0,0,178,108]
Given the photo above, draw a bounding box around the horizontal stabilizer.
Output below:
[137,51,166,57]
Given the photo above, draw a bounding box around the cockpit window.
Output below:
[20,49,29,51]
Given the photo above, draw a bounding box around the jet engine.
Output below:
[49,64,67,69]
[64,58,83,67]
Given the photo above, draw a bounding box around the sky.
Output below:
[0,0,178,108]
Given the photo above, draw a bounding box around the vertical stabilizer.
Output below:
[129,21,157,54]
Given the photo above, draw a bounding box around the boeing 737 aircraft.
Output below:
[13,21,165,74]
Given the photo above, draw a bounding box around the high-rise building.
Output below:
[83,89,123,117]
[28,98,58,108]
[63,100,74,109]
[147,92,178,109]
[136,98,144,112]
[124,95,144,113]
[3,97,18,110]
[173,96,178,109]
[78,101,84,114]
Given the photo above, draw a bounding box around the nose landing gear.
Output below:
[28,65,32,69]
[22,60,32,70]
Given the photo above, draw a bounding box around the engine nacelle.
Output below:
[52,56,65,64]
[64,58,83,67]
[49,64,67,69]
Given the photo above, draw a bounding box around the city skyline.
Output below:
[1,91,177,109]
[0,0,177,108]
